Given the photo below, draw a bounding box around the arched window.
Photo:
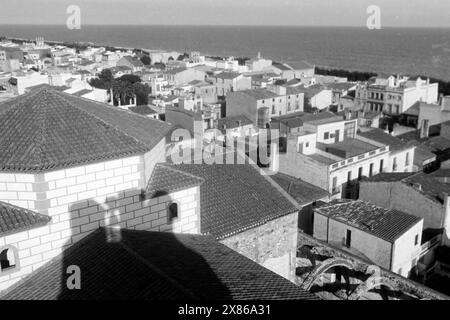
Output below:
[0,246,18,273]
[167,202,179,223]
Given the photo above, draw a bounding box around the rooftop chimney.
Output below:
[420,119,430,139]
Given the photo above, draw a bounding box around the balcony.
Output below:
[420,234,442,257]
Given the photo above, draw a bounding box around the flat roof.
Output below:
[320,138,379,158]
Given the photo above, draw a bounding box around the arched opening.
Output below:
[302,258,355,291]
[0,247,18,273]
[168,202,179,223]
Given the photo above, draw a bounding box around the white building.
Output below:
[314,200,424,278]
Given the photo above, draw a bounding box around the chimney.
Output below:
[420,119,429,139]
[109,88,114,105]
[439,94,444,108]
[237,120,242,127]
[443,193,450,246]
[269,142,279,172]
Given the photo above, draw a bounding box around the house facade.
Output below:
[314,200,424,278]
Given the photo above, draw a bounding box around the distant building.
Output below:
[355,75,438,116]
[314,200,424,278]
[245,52,273,72]
[211,71,251,97]
[163,67,207,86]
[360,172,450,247]
[116,56,144,73]
[278,112,414,199]
[226,86,305,127]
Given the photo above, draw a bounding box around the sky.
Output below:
[1,0,450,28]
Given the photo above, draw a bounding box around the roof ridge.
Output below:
[53,90,150,150]
[0,200,51,220]
[158,163,206,183]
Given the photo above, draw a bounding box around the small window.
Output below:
[414,234,419,246]
[0,247,18,273]
[345,230,352,247]
[324,132,329,140]
[167,203,178,223]
[305,142,309,148]
[358,167,363,179]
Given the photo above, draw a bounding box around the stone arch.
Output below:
[348,276,397,300]
[302,257,355,290]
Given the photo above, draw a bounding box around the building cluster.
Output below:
[0,36,448,300]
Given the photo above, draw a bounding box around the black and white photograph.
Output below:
[0,0,449,310]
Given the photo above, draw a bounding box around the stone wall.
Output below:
[0,185,200,292]
[220,212,298,282]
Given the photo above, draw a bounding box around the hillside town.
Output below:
[0,36,450,301]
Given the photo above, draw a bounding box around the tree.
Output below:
[90,70,150,106]
[117,74,141,84]
[177,53,189,61]
[140,55,151,65]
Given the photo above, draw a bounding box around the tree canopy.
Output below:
[89,70,150,106]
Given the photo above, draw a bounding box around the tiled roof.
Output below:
[285,60,314,71]
[0,229,317,300]
[299,111,343,125]
[146,164,205,198]
[164,67,187,75]
[315,200,422,243]
[154,163,298,239]
[217,115,253,130]
[215,71,241,80]
[403,173,450,204]
[272,62,292,71]
[361,172,414,183]
[0,201,51,236]
[402,101,421,116]
[236,88,279,100]
[414,145,437,165]
[321,82,356,91]
[128,105,157,116]
[286,85,323,98]
[363,172,450,204]
[271,173,329,205]
[0,87,171,172]
[122,56,144,67]
[358,128,416,153]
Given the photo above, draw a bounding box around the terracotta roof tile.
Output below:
[316,200,422,243]
[158,163,298,239]
[0,229,317,300]
[0,201,51,236]
[0,87,171,172]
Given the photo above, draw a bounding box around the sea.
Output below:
[1,24,450,81]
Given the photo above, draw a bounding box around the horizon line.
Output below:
[0,23,450,29]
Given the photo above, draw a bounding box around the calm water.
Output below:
[1,25,450,80]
